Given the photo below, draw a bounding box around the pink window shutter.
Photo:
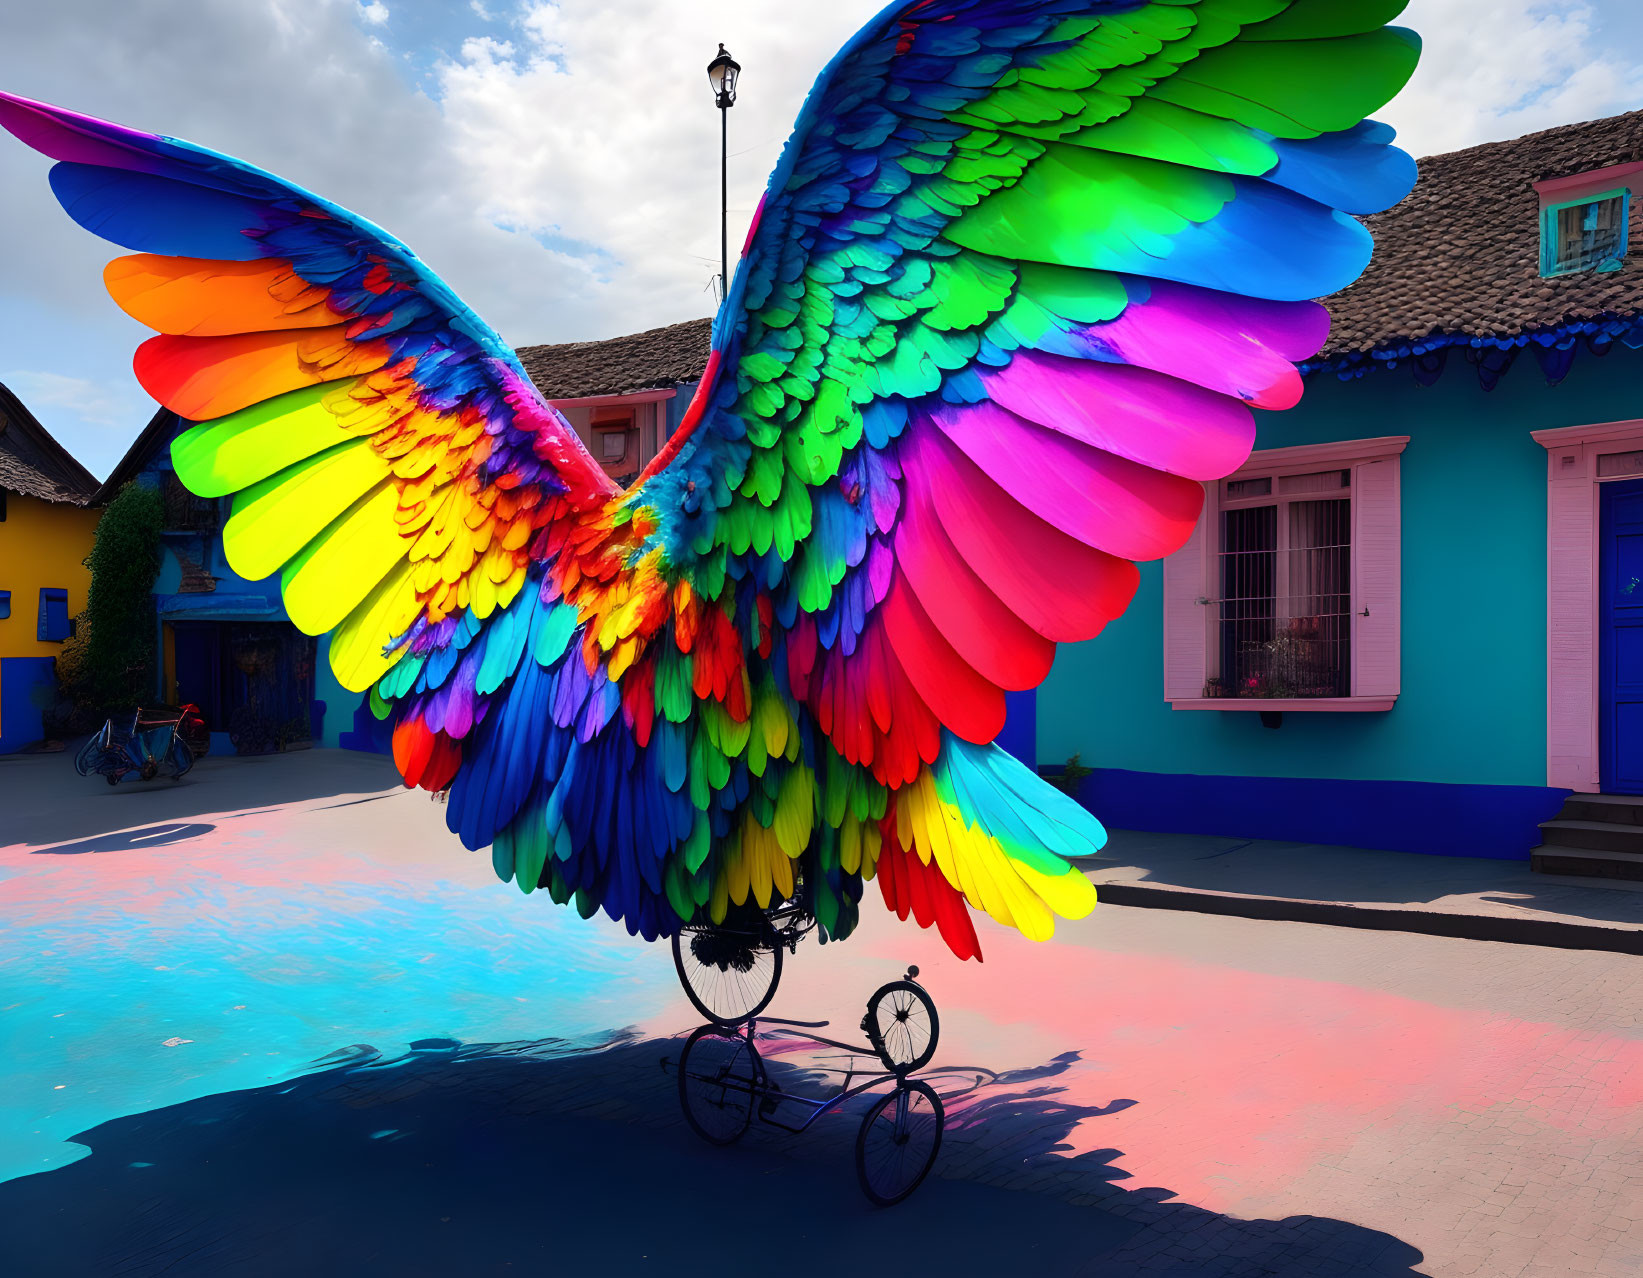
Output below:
[1163,485,1212,701]
[1351,457,1402,698]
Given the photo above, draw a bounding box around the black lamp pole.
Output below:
[708,44,742,306]
[720,98,728,303]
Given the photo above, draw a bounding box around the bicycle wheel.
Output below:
[677,1024,760,1146]
[73,737,100,778]
[864,980,939,1074]
[672,925,782,1026]
[167,737,194,781]
[855,1080,944,1206]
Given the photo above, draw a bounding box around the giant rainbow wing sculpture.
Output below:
[1,1,1418,960]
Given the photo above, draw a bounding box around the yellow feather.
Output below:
[1016,860,1099,922]
[860,821,882,881]
[279,485,408,635]
[223,440,392,582]
[759,692,790,759]
[774,766,813,858]
[932,799,980,908]
[726,839,751,907]
[840,814,862,875]
[710,864,730,925]
[771,846,793,901]
[471,569,499,621]
[328,557,419,693]
[747,822,774,908]
[607,637,639,683]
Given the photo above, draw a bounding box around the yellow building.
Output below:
[0,383,100,752]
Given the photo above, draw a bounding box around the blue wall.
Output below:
[0,657,57,753]
[140,459,375,754]
[1037,345,1643,856]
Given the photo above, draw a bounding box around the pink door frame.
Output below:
[1534,419,1643,792]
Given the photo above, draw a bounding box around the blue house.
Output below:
[1035,111,1643,873]
[100,320,710,755]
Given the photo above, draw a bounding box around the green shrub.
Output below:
[60,482,163,713]
[1044,752,1094,797]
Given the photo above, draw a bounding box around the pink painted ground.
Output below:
[3,749,1641,1277]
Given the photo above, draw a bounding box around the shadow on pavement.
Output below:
[1475,881,1643,924]
[1097,828,1643,932]
[30,822,219,855]
[1,748,403,848]
[0,1034,1425,1278]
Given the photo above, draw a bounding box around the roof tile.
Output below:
[1323,111,1643,357]
[517,318,714,401]
[0,383,99,505]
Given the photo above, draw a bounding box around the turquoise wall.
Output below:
[1040,344,1643,788]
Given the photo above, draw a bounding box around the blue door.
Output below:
[1600,478,1643,793]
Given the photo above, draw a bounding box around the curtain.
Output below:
[1288,498,1351,696]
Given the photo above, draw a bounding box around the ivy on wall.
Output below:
[57,482,163,714]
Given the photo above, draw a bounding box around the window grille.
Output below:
[1543,192,1629,276]
[1215,486,1352,700]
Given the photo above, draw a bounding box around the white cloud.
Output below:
[3,371,144,431]
[1381,0,1643,155]
[430,0,880,336]
[470,0,493,19]
[456,35,516,69]
[0,0,1640,476]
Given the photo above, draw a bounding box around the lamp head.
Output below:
[707,43,741,108]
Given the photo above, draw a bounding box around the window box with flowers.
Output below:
[1163,436,1406,713]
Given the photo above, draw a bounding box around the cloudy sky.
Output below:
[2,0,1641,479]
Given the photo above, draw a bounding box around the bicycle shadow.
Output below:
[0,1033,1425,1278]
[30,822,218,855]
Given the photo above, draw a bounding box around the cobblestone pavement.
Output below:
[2,751,1641,1276]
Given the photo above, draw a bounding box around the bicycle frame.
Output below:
[77,709,193,785]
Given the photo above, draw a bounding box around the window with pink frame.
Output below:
[1163,436,1407,712]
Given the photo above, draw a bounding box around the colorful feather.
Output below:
[0,0,1420,959]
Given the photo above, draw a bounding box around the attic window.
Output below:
[1541,190,1629,277]
[591,409,634,465]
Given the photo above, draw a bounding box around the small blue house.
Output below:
[100,320,710,755]
[1035,111,1643,871]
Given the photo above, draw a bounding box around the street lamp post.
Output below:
[707,43,741,307]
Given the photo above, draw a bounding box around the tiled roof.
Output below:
[1320,111,1643,363]
[516,318,714,401]
[0,382,99,506]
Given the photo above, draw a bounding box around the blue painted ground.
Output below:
[0,750,679,1181]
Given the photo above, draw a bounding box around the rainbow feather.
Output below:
[0,0,1420,958]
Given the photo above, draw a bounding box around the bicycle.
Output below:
[667,963,985,1206]
[74,705,202,786]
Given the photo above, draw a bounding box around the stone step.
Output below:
[1530,845,1643,881]
[1559,793,1643,825]
[1538,820,1643,855]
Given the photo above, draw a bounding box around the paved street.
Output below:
[2,749,1641,1277]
